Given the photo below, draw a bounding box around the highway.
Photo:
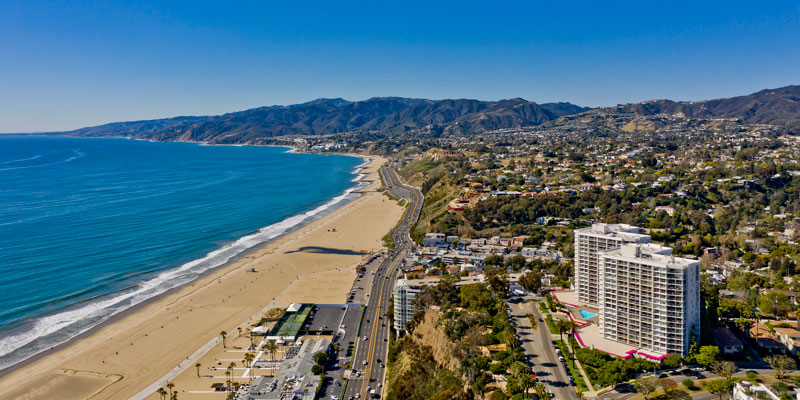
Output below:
[341,162,422,400]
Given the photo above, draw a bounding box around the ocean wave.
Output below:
[0,149,84,172]
[0,154,42,165]
[0,162,368,371]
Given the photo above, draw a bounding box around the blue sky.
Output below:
[1,1,799,132]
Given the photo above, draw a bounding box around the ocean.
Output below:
[0,136,365,370]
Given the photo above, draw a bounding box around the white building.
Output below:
[393,279,422,332]
[574,223,650,306]
[733,381,781,400]
[598,243,700,355]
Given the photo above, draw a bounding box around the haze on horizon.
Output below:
[1,1,799,133]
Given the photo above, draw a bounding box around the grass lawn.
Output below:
[545,314,559,335]
[538,302,549,314]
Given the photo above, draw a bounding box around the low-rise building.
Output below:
[733,381,780,400]
[713,327,744,354]
[423,233,446,247]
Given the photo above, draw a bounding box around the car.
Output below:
[363,360,368,365]
[363,336,368,341]
[558,356,565,362]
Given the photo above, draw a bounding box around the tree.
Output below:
[710,361,737,381]
[220,330,228,348]
[460,283,494,310]
[517,374,535,399]
[765,355,796,380]
[736,318,753,337]
[484,254,504,266]
[243,353,255,379]
[634,376,661,400]
[519,271,543,294]
[704,379,733,400]
[226,362,236,390]
[695,346,720,365]
[555,318,576,343]
[267,340,277,361]
[166,382,175,397]
[662,353,683,369]
[533,382,547,400]
[758,292,791,318]
[237,326,242,338]
[485,266,510,295]
[195,362,202,378]
[156,388,167,400]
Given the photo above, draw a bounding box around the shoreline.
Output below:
[0,137,370,374]
[0,148,403,400]
[0,154,370,377]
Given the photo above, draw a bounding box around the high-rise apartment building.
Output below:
[574,223,650,306]
[598,243,701,355]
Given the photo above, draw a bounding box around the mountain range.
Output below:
[52,85,800,143]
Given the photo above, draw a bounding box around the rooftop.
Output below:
[575,223,651,242]
[600,243,698,269]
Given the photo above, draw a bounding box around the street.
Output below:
[508,295,578,400]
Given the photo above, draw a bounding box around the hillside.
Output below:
[49,85,800,142]
[603,85,800,130]
[54,97,587,143]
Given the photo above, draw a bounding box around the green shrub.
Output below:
[747,371,759,381]
[493,350,509,361]
[489,363,507,375]
[489,390,507,400]
[683,379,697,390]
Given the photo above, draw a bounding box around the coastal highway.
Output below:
[342,163,422,400]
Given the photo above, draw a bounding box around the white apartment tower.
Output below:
[574,223,650,306]
[598,243,701,355]
[393,279,421,332]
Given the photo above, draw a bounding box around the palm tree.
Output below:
[237,326,242,338]
[533,382,547,400]
[225,369,232,391]
[267,340,277,361]
[243,352,255,379]
[156,388,167,400]
[220,331,228,348]
[518,374,534,399]
[166,382,175,397]
[195,362,202,378]
[226,362,236,390]
[555,318,571,342]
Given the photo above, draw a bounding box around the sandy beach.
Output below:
[0,156,404,400]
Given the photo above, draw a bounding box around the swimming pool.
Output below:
[578,310,598,319]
